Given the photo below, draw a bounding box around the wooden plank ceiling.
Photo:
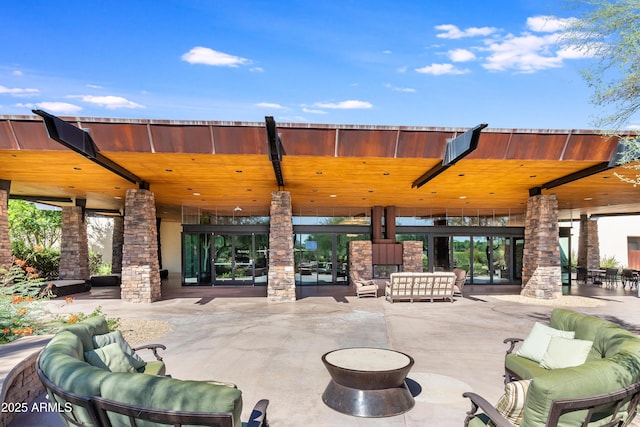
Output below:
[0,115,636,221]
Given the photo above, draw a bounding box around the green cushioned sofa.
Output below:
[464,309,640,427]
[37,316,268,427]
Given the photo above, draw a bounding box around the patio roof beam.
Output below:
[32,109,148,189]
[539,138,631,191]
[265,116,285,187]
[412,123,487,188]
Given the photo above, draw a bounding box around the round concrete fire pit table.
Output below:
[321,347,415,417]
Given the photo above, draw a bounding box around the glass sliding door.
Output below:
[492,237,511,283]
[471,236,489,284]
[183,233,211,285]
[213,234,233,283]
[183,231,268,286]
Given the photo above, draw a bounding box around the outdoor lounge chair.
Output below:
[353,273,378,298]
[452,268,467,296]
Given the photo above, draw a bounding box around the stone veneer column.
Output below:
[0,188,11,269]
[402,241,423,272]
[121,189,160,303]
[578,215,600,269]
[349,240,373,283]
[111,215,124,274]
[267,191,295,302]
[59,206,90,280]
[521,194,562,299]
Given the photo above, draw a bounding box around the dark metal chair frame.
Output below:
[92,396,269,427]
[35,351,269,427]
[463,382,640,427]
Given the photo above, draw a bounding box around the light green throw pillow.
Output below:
[85,342,137,373]
[515,322,575,363]
[539,336,593,369]
[92,331,146,370]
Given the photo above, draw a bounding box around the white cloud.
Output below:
[256,102,286,109]
[0,85,39,96]
[86,84,103,89]
[250,67,264,72]
[76,95,144,109]
[415,63,469,75]
[527,15,576,33]
[384,83,416,93]
[435,24,497,39]
[26,102,82,114]
[12,70,23,76]
[396,66,408,73]
[181,46,249,67]
[449,48,476,62]
[383,50,393,54]
[313,100,373,109]
[301,107,327,114]
[482,33,566,72]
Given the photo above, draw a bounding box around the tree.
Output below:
[563,0,640,183]
[8,200,61,250]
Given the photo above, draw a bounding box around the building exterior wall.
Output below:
[160,221,182,273]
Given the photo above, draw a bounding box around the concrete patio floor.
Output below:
[9,277,640,427]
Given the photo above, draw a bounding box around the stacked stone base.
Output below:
[521,266,562,299]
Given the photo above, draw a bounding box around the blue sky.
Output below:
[0,0,614,129]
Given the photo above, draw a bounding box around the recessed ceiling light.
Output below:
[330,194,337,198]
[236,170,243,173]
[165,169,173,172]
[383,172,390,176]
[584,197,593,201]
[73,167,82,171]
[316,171,323,175]
[114,196,122,200]
[459,196,467,199]
[193,192,200,196]
[458,173,465,177]
[529,175,537,178]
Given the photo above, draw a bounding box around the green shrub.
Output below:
[11,242,59,280]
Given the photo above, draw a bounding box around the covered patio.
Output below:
[6,277,640,426]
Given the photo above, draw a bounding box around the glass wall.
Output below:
[182,231,269,286]
[294,230,369,286]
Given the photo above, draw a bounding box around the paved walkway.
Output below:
[8,278,640,426]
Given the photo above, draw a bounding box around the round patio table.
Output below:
[321,347,415,417]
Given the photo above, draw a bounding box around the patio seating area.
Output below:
[7,275,640,427]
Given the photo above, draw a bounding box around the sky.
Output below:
[0,0,620,130]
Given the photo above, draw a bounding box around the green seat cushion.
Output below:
[521,358,640,427]
[99,373,243,427]
[505,354,548,380]
[61,316,110,352]
[141,360,166,376]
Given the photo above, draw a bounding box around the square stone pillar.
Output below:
[578,215,600,269]
[0,188,11,269]
[121,189,161,303]
[521,194,562,299]
[111,216,124,274]
[267,191,295,302]
[402,241,423,272]
[59,206,90,280]
[349,240,373,283]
